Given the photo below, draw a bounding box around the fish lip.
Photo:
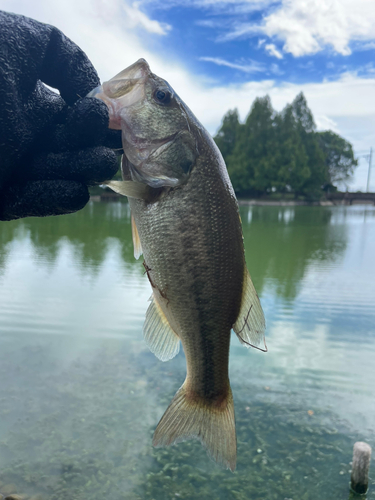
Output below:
[87,85,123,130]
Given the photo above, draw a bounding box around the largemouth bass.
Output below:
[89,59,266,471]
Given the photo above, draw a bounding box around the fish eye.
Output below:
[153,88,171,105]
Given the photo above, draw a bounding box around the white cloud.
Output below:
[199,57,266,73]
[265,43,283,59]
[144,0,276,13]
[216,22,260,42]
[360,63,375,74]
[315,115,339,133]
[263,0,375,57]
[270,63,284,75]
[204,0,277,14]
[122,1,171,35]
[195,19,221,28]
[356,41,375,51]
[213,0,375,58]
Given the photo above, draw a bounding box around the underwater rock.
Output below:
[1,486,17,496]
[4,495,28,500]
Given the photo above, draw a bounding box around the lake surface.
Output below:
[0,202,374,500]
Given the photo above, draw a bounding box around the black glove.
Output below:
[0,10,122,221]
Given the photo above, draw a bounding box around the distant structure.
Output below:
[326,192,375,205]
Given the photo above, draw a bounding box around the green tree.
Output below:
[214,108,240,161]
[317,130,358,186]
[214,92,357,198]
[226,96,277,195]
[290,92,315,132]
[273,104,310,194]
[289,93,327,197]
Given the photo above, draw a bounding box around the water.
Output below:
[0,202,374,500]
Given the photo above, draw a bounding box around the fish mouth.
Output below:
[88,80,147,131]
[87,59,151,130]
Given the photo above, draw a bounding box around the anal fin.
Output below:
[233,268,267,352]
[144,295,180,361]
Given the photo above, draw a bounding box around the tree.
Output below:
[317,130,358,186]
[289,93,327,196]
[214,92,358,197]
[273,104,311,194]
[290,92,315,133]
[226,96,278,195]
[214,109,240,161]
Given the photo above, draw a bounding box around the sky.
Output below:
[1,0,375,191]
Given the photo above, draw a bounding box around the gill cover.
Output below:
[88,58,198,188]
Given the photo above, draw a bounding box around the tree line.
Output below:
[214,93,358,198]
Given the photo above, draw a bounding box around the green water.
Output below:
[0,202,375,500]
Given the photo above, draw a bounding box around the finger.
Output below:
[47,98,109,151]
[24,81,67,138]
[0,181,89,221]
[105,129,123,152]
[66,98,110,147]
[0,13,100,106]
[23,147,120,185]
[43,98,123,153]
[40,27,100,105]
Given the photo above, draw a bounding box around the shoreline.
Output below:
[90,196,375,207]
[237,199,331,206]
[90,191,375,207]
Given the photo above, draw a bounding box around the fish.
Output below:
[88,59,266,471]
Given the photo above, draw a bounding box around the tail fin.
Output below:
[152,382,236,471]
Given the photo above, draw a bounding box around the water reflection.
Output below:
[1,204,350,293]
[0,203,375,500]
[241,206,348,300]
[0,201,150,340]
[0,201,136,276]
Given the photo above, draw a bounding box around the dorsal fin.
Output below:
[233,269,267,352]
[144,295,180,361]
[131,214,142,259]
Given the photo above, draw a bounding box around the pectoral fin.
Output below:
[131,214,142,259]
[144,296,180,361]
[233,269,267,352]
[104,180,150,200]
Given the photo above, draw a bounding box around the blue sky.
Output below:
[144,0,375,87]
[1,0,375,190]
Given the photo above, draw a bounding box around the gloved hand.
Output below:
[0,10,122,221]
